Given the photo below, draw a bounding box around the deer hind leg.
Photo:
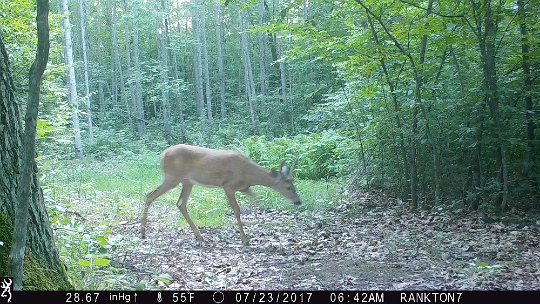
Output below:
[176,181,203,242]
[225,189,249,245]
[140,175,180,238]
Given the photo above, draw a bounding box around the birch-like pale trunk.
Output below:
[257,0,269,96]
[106,0,130,125]
[191,3,205,123]
[63,0,83,159]
[132,5,145,136]
[214,2,226,118]
[239,6,257,132]
[158,0,172,139]
[78,0,93,140]
[200,4,213,123]
[123,0,137,135]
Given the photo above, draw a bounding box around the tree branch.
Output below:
[398,0,464,18]
[353,0,417,71]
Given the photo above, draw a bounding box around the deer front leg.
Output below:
[225,189,249,245]
[140,177,180,238]
[176,181,203,243]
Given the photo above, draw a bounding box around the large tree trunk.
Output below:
[0,6,70,290]
[62,0,83,159]
[8,0,50,289]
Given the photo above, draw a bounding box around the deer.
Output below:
[139,144,302,245]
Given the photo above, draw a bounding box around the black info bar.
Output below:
[1,290,539,304]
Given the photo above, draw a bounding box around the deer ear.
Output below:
[281,165,289,176]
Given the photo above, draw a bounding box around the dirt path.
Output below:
[115,191,540,290]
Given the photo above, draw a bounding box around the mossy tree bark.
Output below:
[0,0,71,290]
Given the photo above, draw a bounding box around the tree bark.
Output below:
[1,2,70,290]
[8,0,50,290]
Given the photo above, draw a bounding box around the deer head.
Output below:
[270,160,301,205]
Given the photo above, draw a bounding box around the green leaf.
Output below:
[93,258,110,266]
[36,119,55,138]
[95,235,108,246]
[78,259,91,267]
[156,273,173,284]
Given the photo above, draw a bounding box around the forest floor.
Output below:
[114,190,540,290]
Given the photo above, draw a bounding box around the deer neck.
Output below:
[247,164,277,188]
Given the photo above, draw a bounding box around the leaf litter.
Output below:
[113,190,540,290]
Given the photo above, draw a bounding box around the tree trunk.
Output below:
[131,5,145,136]
[366,13,410,199]
[158,0,172,140]
[123,0,136,135]
[258,0,269,96]
[95,24,106,115]
[200,4,213,124]
[518,0,537,203]
[475,0,507,210]
[0,5,70,290]
[106,0,130,126]
[8,0,50,289]
[214,3,226,118]
[78,0,93,140]
[191,3,205,124]
[239,5,258,133]
[63,0,83,159]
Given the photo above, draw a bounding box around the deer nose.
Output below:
[294,200,302,205]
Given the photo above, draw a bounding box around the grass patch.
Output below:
[43,152,341,228]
